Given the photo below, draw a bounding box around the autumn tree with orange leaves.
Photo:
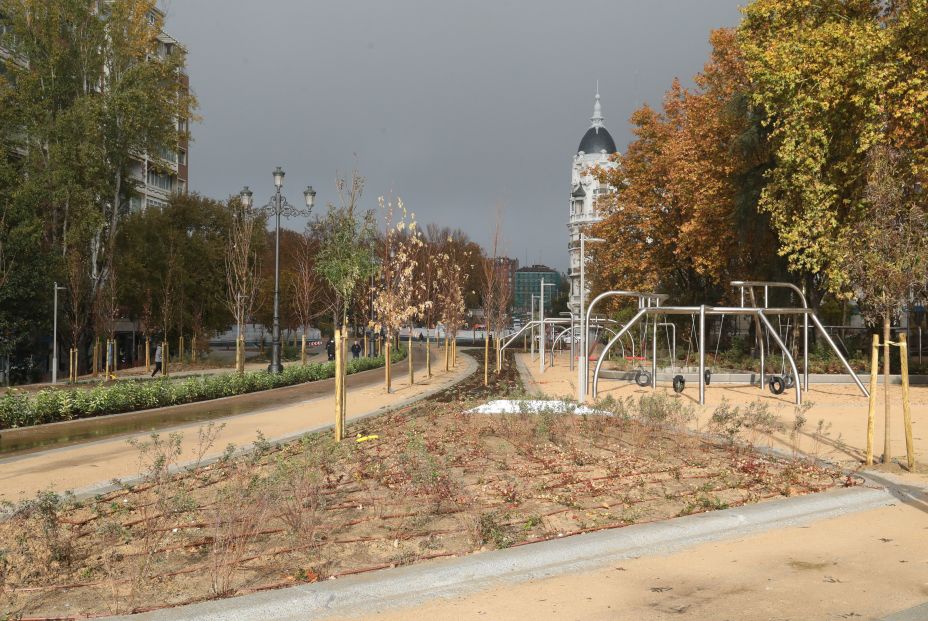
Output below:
[589,29,784,309]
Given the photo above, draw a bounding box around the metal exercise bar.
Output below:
[580,290,667,401]
[757,310,801,405]
[733,280,809,390]
[590,305,868,403]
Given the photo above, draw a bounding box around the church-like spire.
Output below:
[590,81,604,129]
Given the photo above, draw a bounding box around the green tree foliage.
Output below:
[739,0,928,296]
[116,193,251,340]
[313,173,377,326]
[0,0,196,364]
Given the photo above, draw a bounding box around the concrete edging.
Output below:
[112,485,893,621]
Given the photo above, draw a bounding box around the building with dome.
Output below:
[567,86,618,313]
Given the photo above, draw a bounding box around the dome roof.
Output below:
[578,126,617,155]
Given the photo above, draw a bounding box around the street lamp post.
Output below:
[241,167,315,373]
[577,234,605,402]
[51,281,66,384]
[539,279,556,373]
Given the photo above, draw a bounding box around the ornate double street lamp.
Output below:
[241,167,316,373]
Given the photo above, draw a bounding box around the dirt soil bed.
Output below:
[0,352,853,619]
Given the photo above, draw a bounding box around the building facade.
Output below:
[127,7,189,212]
[567,87,618,313]
[0,5,189,213]
[513,265,561,315]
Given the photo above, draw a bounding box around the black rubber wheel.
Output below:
[784,374,795,389]
[768,376,786,395]
[672,374,686,393]
[635,369,651,387]
[704,369,712,386]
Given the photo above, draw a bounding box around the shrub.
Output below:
[0,347,405,430]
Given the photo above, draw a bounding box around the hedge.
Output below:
[0,348,405,430]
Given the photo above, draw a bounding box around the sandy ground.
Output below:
[0,347,474,502]
[338,354,928,621]
[518,353,928,469]
[345,498,928,621]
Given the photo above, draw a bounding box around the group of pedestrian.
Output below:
[326,337,365,360]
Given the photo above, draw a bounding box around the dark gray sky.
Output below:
[159,0,743,272]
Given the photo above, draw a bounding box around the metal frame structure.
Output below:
[578,290,668,401]
[582,281,868,406]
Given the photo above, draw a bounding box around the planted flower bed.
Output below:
[0,355,851,618]
[0,349,404,430]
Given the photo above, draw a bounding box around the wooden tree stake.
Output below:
[866,334,879,466]
[335,328,343,441]
[900,333,914,470]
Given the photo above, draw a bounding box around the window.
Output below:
[178,149,187,166]
[157,145,176,164]
[147,170,174,192]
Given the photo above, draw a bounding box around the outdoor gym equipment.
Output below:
[578,290,668,402]
[585,280,869,406]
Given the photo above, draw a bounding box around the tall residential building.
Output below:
[513,265,560,314]
[567,86,618,313]
[0,5,189,212]
[129,6,189,212]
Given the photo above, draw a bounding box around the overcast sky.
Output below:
[159,0,743,272]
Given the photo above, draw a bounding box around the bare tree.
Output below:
[844,144,928,462]
[372,196,424,392]
[224,199,262,374]
[290,228,329,363]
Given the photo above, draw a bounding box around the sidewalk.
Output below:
[0,347,475,502]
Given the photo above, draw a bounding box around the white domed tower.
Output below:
[568,85,618,313]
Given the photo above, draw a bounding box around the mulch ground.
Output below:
[0,351,853,619]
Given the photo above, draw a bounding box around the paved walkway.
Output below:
[0,347,474,502]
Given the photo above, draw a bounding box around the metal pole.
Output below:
[577,235,585,400]
[809,313,868,397]
[592,308,648,398]
[270,190,282,373]
[651,305,657,389]
[698,305,706,405]
[539,278,545,373]
[569,314,575,371]
[758,311,801,406]
[52,282,59,384]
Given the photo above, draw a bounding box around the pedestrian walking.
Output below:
[326,337,336,361]
[351,340,361,359]
[152,342,163,377]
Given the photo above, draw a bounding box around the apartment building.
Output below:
[0,5,189,212]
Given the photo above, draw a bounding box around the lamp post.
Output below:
[51,281,66,384]
[577,234,605,402]
[241,167,315,373]
[539,279,556,373]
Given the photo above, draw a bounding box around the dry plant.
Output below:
[290,228,329,363]
[480,213,511,383]
[372,196,425,391]
[207,459,272,597]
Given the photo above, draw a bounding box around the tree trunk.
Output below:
[484,330,489,386]
[335,327,343,441]
[883,315,891,464]
[408,330,414,386]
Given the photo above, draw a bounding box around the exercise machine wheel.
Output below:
[768,376,786,395]
[672,374,686,393]
[635,369,651,387]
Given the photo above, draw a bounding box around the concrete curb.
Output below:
[111,485,893,621]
